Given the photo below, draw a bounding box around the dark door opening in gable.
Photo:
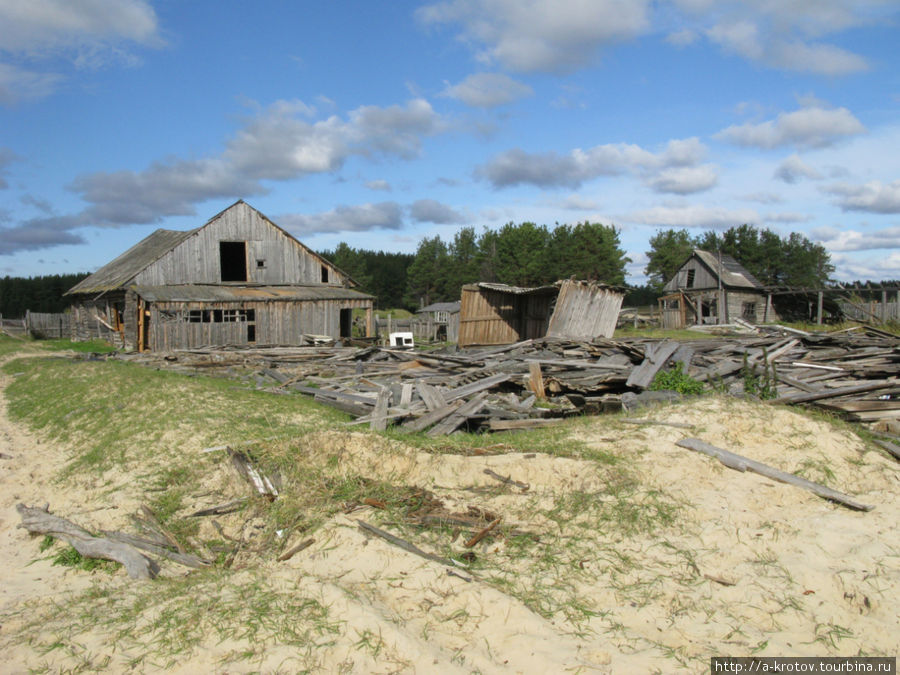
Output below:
[220,242,247,282]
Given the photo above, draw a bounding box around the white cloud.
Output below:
[0,0,161,103]
[826,180,900,214]
[365,179,392,191]
[278,202,405,236]
[830,251,900,281]
[774,154,823,183]
[674,0,885,75]
[441,72,533,107]
[479,137,708,188]
[716,105,865,150]
[409,199,466,224]
[812,225,900,251]
[417,0,651,73]
[626,204,760,229]
[646,165,718,194]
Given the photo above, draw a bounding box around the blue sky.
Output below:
[1,0,899,284]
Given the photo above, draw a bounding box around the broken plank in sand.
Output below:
[626,341,680,389]
[426,392,489,437]
[675,438,874,511]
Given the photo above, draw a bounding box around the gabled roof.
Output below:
[673,249,761,290]
[66,228,198,295]
[418,301,460,314]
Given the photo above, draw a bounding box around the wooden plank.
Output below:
[528,362,545,400]
[488,418,566,431]
[401,399,464,433]
[426,392,489,437]
[370,387,391,431]
[400,383,413,408]
[771,381,899,405]
[443,373,511,402]
[416,382,447,412]
[675,438,874,511]
[626,340,680,388]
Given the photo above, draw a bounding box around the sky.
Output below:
[1,0,899,285]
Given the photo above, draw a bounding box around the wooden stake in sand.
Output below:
[675,438,874,512]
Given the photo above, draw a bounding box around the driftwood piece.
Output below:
[619,417,695,429]
[356,519,455,567]
[103,531,211,569]
[188,498,247,517]
[675,438,874,512]
[370,386,391,431]
[228,447,279,499]
[873,439,900,461]
[464,518,502,548]
[17,504,159,579]
[483,468,529,491]
[277,537,315,562]
[140,504,185,554]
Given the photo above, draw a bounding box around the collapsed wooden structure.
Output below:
[120,324,899,438]
[65,201,374,351]
[458,279,623,347]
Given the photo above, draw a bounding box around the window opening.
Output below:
[220,241,247,281]
[256,259,265,268]
[247,324,256,342]
[686,269,695,288]
[321,265,329,283]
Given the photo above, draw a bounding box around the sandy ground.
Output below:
[0,355,898,673]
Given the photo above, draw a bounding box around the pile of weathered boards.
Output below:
[121,323,899,440]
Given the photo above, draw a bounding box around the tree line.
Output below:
[0,274,89,318]
[7,223,890,319]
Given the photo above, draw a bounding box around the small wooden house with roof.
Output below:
[658,249,776,328]
[65,200,374,351]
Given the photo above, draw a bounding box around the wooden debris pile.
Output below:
[118,325,898,434]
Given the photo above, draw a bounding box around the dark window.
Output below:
[247,324,256,342]
[742,302,757,320]
[220,241,247,281]
[256,259,265,268]
[321,265,329,283]
[245,309,255,322]
[686,269,696,288]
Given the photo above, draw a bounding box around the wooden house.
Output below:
[458,280,623,347]
[414,301,460,343]
[65,201,374,351]
[658,249,776,328]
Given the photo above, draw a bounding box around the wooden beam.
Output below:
[675,438,874,511]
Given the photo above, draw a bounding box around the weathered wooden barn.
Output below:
[658,249,777,328]
[458,280,623,347]
[65,201,374,351]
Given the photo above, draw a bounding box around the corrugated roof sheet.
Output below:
[66,228,198,295]
[131,284,374,303]
[466,282,559,295]
[693,249,761,289]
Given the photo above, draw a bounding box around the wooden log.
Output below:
[442,373,511,402]
[102,531,211,569]
[675,438,874,511]
[464,518,501,548]
[483,468,529,491]
[17,504,159,579]
[873,439,900,461]
[416,382,447,412]
[277,537,315,562]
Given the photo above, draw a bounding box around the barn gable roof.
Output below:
[663,249,762,292]
[66,228,198,295]
[66,200,357,296]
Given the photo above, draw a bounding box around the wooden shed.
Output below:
[65,200,374,351]
[458,280,623,347]
[658,249,776,329]
[414,301,460,343]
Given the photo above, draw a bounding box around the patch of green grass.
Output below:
[38,536,121,574]
[649,362,704,396]
[40,338,118,353]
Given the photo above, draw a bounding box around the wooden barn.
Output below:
[65,201,374,351]
[658,249,777,329]
[458,280,623,347]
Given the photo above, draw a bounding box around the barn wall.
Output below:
[68,292,127,347]
[458,287,554,347]
[146,298,371,350]
[134,202,348,287]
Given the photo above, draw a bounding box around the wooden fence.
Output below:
[838,300,899,324]
[24,310,71,338]
[0,316,27,337]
